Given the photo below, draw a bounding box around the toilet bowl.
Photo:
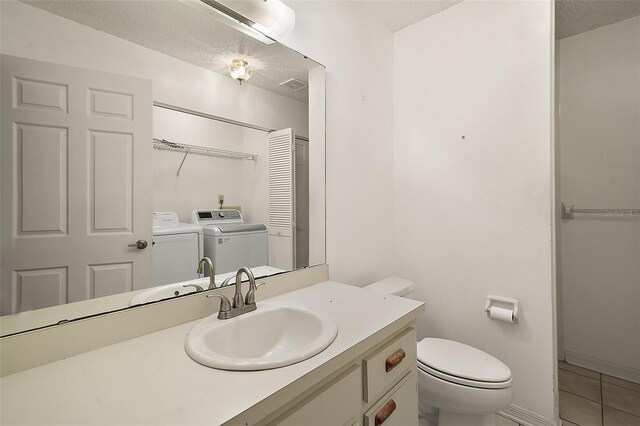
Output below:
[416,338,512,426]
[365,277,513,426]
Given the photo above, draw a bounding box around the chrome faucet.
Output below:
[206,266,259,320]
[183,284,204,293]
[243,268,258,305]
[196,257,216,290]
[231,266,255,308]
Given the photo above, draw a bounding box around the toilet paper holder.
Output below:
[484,295,519,323]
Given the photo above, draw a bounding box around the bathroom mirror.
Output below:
[0,0,326,336]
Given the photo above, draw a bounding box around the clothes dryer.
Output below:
[152,212,203,286]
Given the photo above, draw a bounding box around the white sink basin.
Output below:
[185,300,338,370]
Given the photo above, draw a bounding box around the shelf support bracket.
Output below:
[176,152,189,176]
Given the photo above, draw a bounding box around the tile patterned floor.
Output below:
[559,361,640,426]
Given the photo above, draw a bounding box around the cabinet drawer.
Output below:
[275,365,362,426]
[363,372,418,426]
[363,327,416,403]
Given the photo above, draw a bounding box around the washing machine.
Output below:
[190,209,267,275]
[152,211,203,286]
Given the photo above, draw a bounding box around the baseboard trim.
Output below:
[500,404,560,426]
[564,350,640,383]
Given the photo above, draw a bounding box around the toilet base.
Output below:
[418,402,439,426]
[438,411,496,426]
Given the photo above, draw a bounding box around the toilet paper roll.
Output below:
[489,306,514,323]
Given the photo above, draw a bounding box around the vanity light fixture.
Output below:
[181,0,294,43]
[222,0,296,41]
[229,59,251,84]
[178,0,275,44]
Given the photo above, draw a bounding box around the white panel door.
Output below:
[268,128,295,270]
[1,55,152,315]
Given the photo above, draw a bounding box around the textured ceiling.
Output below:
[360,0,640,38]
[556,0,640,39]
[23,0,314,103]
[362,0,462,32]
[24,0,640,93]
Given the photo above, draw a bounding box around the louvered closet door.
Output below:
[268,128,296,270]
[0,55,152,315]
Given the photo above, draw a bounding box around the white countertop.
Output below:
[0,281,423,425]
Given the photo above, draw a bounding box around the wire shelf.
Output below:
[153,138,257,176]
[153,138,257,161]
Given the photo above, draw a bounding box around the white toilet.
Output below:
[365,277,513,426]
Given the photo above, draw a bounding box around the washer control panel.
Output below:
[190,209,243,225]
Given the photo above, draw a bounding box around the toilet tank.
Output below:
[365,277,415,297]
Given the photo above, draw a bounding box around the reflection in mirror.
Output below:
[0,0,326,336]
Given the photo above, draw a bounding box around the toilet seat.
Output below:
[418,361,512,389]
[417,338,512,390]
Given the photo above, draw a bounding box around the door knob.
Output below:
[128,239,148,249]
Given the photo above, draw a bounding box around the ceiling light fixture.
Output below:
[229,59,251,84]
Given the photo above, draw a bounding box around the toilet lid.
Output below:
[417,338,511,388]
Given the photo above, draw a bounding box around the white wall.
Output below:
[393,1,556,423]
[283,2,395,284]
[557,16,640,382]
[0,0,307,223]
[153,108,247,220]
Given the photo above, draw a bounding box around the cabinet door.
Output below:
[276,365,362,426]
[363,372,418,426]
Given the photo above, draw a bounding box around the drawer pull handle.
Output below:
[385,349,406,372]
[375,399,397,426]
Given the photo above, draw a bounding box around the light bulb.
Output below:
[229,59,251,84]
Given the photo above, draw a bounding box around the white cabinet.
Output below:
[276,365,362,426]
[363,327,417,404]
[256,326,419,426]
[363,373,418,426]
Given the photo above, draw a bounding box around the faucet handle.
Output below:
[245,282,265,305]
[206,294,232,317]
[183,284,205,293]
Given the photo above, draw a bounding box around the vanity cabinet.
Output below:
[0,281,424,426]
[263,327,418,426]
[363,373,418,426]
[363,327,417,403]
[275,365,363,426]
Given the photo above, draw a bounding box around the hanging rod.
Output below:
[153,102,275,132]
[152,102,310,141]
[153,138,257,176]
[562,202,640,219]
